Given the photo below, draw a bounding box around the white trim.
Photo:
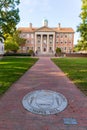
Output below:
[0,38,4,55]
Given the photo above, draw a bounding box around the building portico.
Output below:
[35,32,55,54]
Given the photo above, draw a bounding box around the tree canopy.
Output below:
[4,34,19,53]
[0,0,20,37]
[4,31,26,52]
[77,0,87,51]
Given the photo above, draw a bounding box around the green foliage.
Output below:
[74,39,87,52]
[29,50,34,56]
[0,57,38,95]
[77,0,87,50]
[4,31,26,52]
[55,47,61,56]
[73,45,79,52]
[80,0,87,22]
[11,30,26,45]
[4,53,31,56]
[52,58,87,95]
[4,35,19,52]
[5,41,19,53]
[56,47,61,53]
[0,0,20,36]
[78,39,87,50]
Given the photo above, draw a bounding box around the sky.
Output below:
[17,0,82,45]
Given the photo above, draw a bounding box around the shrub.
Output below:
[4,52,31,56]
[55,47,62,56]
[29,50,35,56]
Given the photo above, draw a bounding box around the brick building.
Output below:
[18,19,74,55]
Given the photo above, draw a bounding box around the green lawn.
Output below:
[52,57,87,95]
[0,56,38,95]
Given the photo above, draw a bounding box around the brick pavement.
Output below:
[0,57,87,130]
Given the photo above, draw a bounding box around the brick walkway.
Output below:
[0,57,87,130]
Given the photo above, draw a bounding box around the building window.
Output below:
[23,47,26,50]
[49,47,52,50]
[37,36,40,39]
[27,47,29,50]
[26,34,30,38]
[43,36,47,39]
[31,40,34,44]
[37,40,41,44]
[69,41,72,44]
[65,34,68,38]
[49,39,53,44]
[49,47,52,52]
[37,47,40,52]
[56,33,59,38]
[61,41,63,44]
[22,33,26,38]
[56,39,58,44]
[69,34,72,38]
[60,33,63,38]
[37,35,41,44]
[37,35,41,40]
[49,36,53,39]
[31,34,34,38]
[26,40,30,44]
[64,47,66,50]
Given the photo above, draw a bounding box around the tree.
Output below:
[56,47,61,53]
[4,31,26,53]
[12,30,26,53]
[4,35,19,52]
[74,42,83,52]
[77,0,87,50]
[55,47,62,56]
[0,0,20,36]
[12,30,26,46]
[29,50,34,56]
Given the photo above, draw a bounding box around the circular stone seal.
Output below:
[22,90,68,115]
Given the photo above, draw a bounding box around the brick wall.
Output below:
[66,53,87,57]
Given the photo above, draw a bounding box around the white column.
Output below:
[53,34,55,53]
[41,34,43,53]
[35,34,37,52]
[47,34,49,53]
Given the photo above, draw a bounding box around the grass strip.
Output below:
[52,57,87,95]
[0,56,38,95]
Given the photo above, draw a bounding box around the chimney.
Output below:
[29,23,32,29]
[58,23,61,29]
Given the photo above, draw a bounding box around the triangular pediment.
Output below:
[35,26,55,32]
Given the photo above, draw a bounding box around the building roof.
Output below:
[54,27,74,33]
[18,26,74,33]
[35,26,55,32]
[18,27,38,33]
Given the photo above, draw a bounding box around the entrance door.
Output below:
[43,48,46,52]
